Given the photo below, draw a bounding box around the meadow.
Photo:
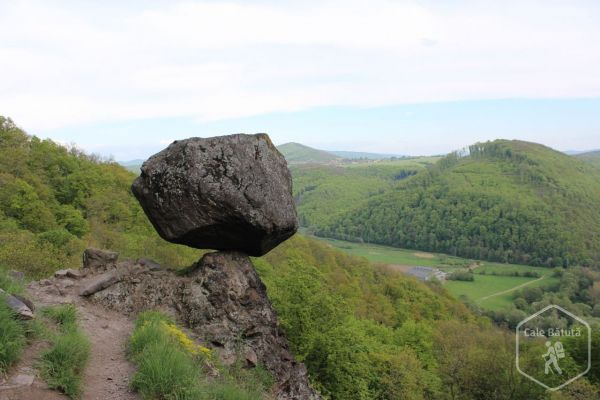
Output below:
[317,236,559,311]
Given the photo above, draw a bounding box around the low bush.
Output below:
[447,270,475,281]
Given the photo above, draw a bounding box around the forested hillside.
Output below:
[257,235,600,398]
[292,157,439,228]
[318,140,600,267]
[0,116,200,278]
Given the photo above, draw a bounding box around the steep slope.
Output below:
[575,150,600,169]
[320,140,600,267]
[0,116,200,278]
[276,142,339,164]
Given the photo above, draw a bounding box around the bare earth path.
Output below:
[1,273,139,400]
[478,276,546,301]
[78,304,138,400]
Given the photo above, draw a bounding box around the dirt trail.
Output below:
[479,276,546,301]
[1,273,139,400]
[78,304,138,400]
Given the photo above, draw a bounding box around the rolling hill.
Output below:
[276,142,340,164]
[316,140,600,267]
[575,150,600,169]
[330,150,406,160]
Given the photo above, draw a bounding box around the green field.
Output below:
[316,236,471,269]
[446,274,560,310]
[315,236,559,311]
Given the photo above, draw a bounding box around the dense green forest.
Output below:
[313,140,600,267]
[1,118,599,399]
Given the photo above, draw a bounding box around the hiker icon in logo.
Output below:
[543,341,565,375]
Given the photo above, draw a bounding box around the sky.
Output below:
[1,0,599,160]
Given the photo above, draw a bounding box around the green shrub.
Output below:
[447,270,475,281]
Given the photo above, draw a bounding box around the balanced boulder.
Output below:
[131,134,298,256]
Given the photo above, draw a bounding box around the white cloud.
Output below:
[0,0,599,132]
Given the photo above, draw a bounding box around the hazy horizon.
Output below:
[2,1,599,160]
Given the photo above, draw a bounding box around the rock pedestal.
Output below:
[89,251,320,400]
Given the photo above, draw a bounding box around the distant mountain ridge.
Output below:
[276,142,339,164]
[329,150,406,160]
[116,142,408,168]
[276,142,407,164]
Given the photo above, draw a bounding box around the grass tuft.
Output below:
[38,305,90,399]
[0,268,25,295]
[128,311,270,400]
[130,341,202,400]
[0,297,27,373]
[42,304,78,327]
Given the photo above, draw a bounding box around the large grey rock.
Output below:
[131,134,297,256]
[0,289,34,319]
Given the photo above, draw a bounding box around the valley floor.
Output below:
[313,236,559,311]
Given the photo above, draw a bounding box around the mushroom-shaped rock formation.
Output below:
[132,134,298,256]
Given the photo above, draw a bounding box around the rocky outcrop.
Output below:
[83,248,119,270]
[131,134,298,257]
[85,251,320,399]
[119,133,319,398]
